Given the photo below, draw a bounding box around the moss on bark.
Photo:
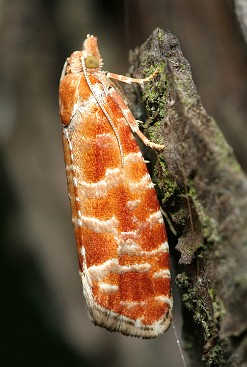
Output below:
[127,28,247,367]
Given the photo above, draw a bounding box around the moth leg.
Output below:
[109,87,164,151]
[105,69,158,86]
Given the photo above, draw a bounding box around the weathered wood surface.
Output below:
[128,28,247,367]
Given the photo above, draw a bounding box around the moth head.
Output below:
[85,55,99,69]
[83,34,103,70]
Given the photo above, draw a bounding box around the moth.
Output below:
[59,34,172,338]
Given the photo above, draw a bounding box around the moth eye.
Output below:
[85,56,99,69]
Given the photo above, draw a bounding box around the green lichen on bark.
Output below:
[128,28,247,367]
[142,62,168,120]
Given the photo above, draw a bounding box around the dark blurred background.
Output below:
[1,1,246,366]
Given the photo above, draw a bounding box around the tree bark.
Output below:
[128,28,247,367]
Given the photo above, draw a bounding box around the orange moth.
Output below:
[59,35,172,338]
